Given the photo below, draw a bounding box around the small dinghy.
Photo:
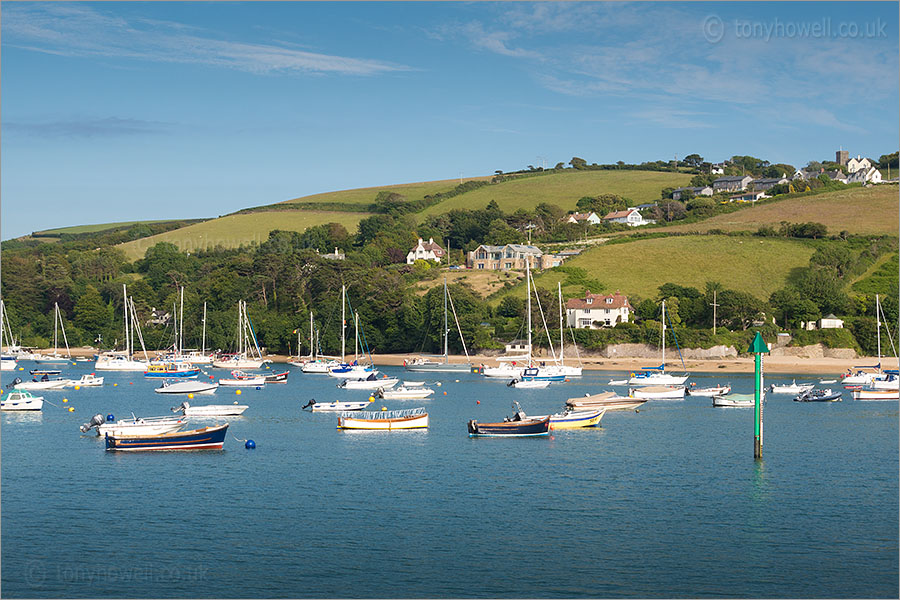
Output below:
[467,402,551,437]
[301,398,372,412]
[507,378,551,389]
[687,384,731,397]
[337,374,399,390]
[769,380,814,394]
[171,401,248,416]
[65,374,104,387]
[566,391,646,411]
[528,408,605,429]
[81,413,186,436]
[337,407,429,430]
[713,393,756,407]
[105,423,229,451]
[794,388,842,402]
[30,368,61,376]
[155,380,219,395]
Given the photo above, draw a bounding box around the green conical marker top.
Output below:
[747,331,769,354]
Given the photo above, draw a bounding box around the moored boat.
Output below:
[631,385,685,400]
[713,393,756,407]
[566,391,646,411]
[794,388,842,402]
[1,390,44,411]
[851,388,899,401]
[81,413,186,436]
[11,376,71,391]
[301,398,372,412]
[769,380,814,394]
[105,423,229,451]
[687,384,731,397]
[263,371,290,383]
[337,407,429,430]
[171,401,248,416]
[144,362,200,378]
[529,408,605,429]
[154,380,219,395]
[377,382,435,400]
[338,376,399,390]
[65,374,104,387]
[219,376,266,387]
[507,378,551,389]
[467,402,551,437]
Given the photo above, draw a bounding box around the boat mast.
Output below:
[876,294,881,366]
[53,302,59,356]
[341,287,347,362]
[237,301,243,357]
[122,284,129,357]
[526,259,532,367]
[661,300,666,372]
[309,311,314,360]
[57,303,71,358]
[202,302,207,355]
[179,286,184,356]
[443,278,449,364]
[354,311,359,362]
[558,282,564,366]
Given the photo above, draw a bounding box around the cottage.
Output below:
[711,163,726,175]
[504,340,531,355]
[566,292,632,328]
[672,186,714,201]
[846,155,873,173]
[751,176,789,191]
[603,207,651,227]
[819,314,844,329]
[792,168,822,181]
[823,170,848,184]
[565,212,601,225]
[712,175,753,192]
[319,247,345,260]
[467,243,543,270]
[147,308,172,326]
[847,166,882,184]
[729,190,767,203]
[406,237,445,264]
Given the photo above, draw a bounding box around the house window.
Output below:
[605,309,610,314]
[505,262,512,269]
[477,264,484,270]
[584,309,591,314]
[606,298,613,304]
[586,298,593,304]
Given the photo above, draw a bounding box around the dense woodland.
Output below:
[1,154,897,359]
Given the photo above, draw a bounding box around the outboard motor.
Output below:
[80,413,106,433]
[301,399,316,410]
[171,401,189,414]
[11,377,22,386]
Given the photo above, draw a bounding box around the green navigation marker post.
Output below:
[747,331,769,459]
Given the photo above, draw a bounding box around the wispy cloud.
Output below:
[2,3,411,76]
[429,20,542,59]
[5,116,172,138]
[629,108,715,130]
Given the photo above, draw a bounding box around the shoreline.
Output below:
[42,348,890,375]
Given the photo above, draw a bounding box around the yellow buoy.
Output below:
[188,393,194,399]
[368,396,375,402]
[72,362,76,366]
[68,407,74,412]
[113,383,118,387]
[62,398,68,403]
[381,406,387,411]
[75,386,81,390]
[443,391,447,395]
[236,389,242,395]
[436,382,442,387]
[18,367,24,371]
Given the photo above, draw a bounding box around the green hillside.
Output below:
[491,235,817,303]
[276,177,488,208]
[117,211,365,260]
[418,170,691,219]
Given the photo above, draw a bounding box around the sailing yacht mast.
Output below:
[340,285,346,362]
[179,286,184,356]
[526,259,532,367]
[309,312,314,360]
[202,302,207,355]
[53,302,59,356]
[558,282,564,366]
[443,278,449,364]
[876,294,881,365]
[661,300,667,372]
[354,312,360,362]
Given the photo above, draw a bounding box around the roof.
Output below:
[566,292,632,311]
[604,208,639,219]
[714,175,751,183]
[505,244,542,255]
[569,212,597,221]
[753,177,787,184]
[822,314,842,320]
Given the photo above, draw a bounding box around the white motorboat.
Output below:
[482,363,525,378]
[607,379,629,386]
[713,393,756,407]
[171,401,248,416]
[81,413,187,436]
[687,384,731,397]
[631,385,685,400]
[338,377,399,390]
[769,380,814,394]
[65,374,104,387]
[154,380,219,395]
[376,382,435,400]
[11,377,71,391]
[1,390,44,411]
[507,378,551,389]
[301,398,372,412]
[219,376,266,387]
[871,376,899,391]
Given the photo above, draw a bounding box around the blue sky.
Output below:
[2,1,897,239]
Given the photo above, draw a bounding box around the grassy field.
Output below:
[33,219,184,236]
[277,177,491,207]
[117,211,366,260]
[490,234,817,303]
[662,185,899,236]
[418,170,692,219]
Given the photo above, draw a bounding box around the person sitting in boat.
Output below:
[41,374,49,382]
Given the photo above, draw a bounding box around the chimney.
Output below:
[428,237,434,245]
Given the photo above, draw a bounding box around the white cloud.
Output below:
[2,3,411,76]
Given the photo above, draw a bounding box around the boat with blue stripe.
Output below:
[105,423,228,451]
[143,363,201,378]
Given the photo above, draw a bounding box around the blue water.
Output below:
[2,364,897,598]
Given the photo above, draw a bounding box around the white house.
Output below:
[729,190,767,203]
[603,208,651,227]
[566,292,633,329]
[819,314,844,329]
[711,163,726,175]
[566,212,601,225]
[505,340,530,354]
[712,175,754,192]
[846,155,873,173]
[406,237,445,264]
[847,166,882,184]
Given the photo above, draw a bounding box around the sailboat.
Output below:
[0,300,19,372]
[328,286,378,379]
[852,294,899,400]
[32,302,72,363]
[291,312,341,372]
[212,300,270,369]
[406,279,472,372]
[95,285,150,371]
[546,282,583,377]
[507,260,563,388]
[184,301,214,365]
[628,300,689,385]
[844,294,894,387]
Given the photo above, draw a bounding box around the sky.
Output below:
[2,1,898,239]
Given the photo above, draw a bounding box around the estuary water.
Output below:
[2,363,897,598]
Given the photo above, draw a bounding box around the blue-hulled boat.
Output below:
[467,402,550,437]
[105,423,228,451]
[143,363,201,378]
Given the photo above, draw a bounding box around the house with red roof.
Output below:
[566,291,633,328]
[406,237,445,264]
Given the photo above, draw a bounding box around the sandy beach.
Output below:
[44,347,887,376]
